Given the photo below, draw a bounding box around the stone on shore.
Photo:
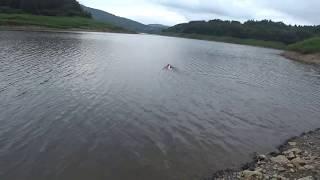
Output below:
[287,152,296,160]
[270,155,290,164]
[288,142,297,146]
[257,154,267,161]
[240,170,263,180]
[291,157,307,167]
[298,176,314,180]
[283,148,302,156]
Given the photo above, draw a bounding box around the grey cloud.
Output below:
[155,1,226,15]
[151,0,320,25]
[257,0,320,24]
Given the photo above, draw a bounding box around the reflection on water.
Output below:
[0,31,320,180]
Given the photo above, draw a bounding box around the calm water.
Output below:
[1,31,320,180]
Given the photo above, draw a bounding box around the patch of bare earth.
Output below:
[282,51,320,64]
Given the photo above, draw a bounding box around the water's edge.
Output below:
[211,128,320,180]
[282,51,320,65]
[0,25,134,34]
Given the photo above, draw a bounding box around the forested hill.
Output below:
[0,0,90,17]
[0,0,132,33]
[165,20,320,44]
[82,6,168,33]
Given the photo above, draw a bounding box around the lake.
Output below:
[0,31,320,180]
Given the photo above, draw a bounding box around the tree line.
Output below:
[165,19,320,44]
[0,0,90,17]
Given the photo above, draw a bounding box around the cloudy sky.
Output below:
[79,0,320,26]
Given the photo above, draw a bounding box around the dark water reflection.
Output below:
[1,31,320,180]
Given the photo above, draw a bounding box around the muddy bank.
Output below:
[211,129,320,180]
[282,51,320,64]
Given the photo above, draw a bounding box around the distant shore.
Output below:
[161,33,320,65]
[0,25,132,34]
[161,33,287,50]
[0,13,133,34]
[282,51,320,65]
[212,129,320,180]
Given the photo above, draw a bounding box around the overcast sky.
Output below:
[79,0,320,26]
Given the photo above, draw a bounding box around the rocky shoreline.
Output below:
[211,129,320,180]
[282,51,320,65]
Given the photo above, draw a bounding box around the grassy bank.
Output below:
[162,33,287,50]
[281,37,320,64]
[0,13,130,33]
[288,37,320,54]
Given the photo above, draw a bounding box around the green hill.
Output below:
[0,13,127,32]
[148,24,169,30]
[0,0,131,32]
[82,6,168,33]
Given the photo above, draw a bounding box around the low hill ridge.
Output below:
[82,6,168,33]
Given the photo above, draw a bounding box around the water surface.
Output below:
[1,31,320,180]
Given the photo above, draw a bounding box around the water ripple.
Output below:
[1,31,320,180]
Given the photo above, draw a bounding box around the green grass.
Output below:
[0,13,128,32]
[162,33,287,50]
[288,37,320,54]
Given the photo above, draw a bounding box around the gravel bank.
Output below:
[282,51,320,64]
[211,129,320,180]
